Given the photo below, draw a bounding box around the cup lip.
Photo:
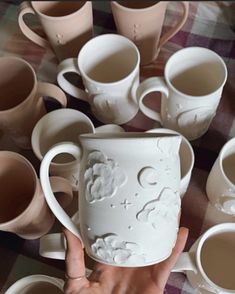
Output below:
[218,137,235,188]
[31,108,95,167]
[5,274,64,294]
[196,222,235,293]
[0,151,38,226]
[77,33,140,86]
[31,1,90,20]
[164,46,228,99]
[0,56,37,113]
[111,1,162,11]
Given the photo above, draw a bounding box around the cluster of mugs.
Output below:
[2,1,234,294]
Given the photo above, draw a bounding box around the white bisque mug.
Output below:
[173,223,235,294]
[206,137,235,215]
[5,275,64,294]
[147,128,194,198]
[57,34,140,125]
[137,47,227,141]
[32,108,125,190]
[40,132,182,267]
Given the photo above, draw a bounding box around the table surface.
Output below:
[0,1,234,293]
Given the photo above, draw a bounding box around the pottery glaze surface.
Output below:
[40,133,182,266]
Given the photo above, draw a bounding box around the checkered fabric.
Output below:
[0,1,234,293]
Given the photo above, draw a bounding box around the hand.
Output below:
[63,227,189,294]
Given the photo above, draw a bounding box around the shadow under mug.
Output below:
[5,275,64,294]
[173,223,235,294]
[0,56,67,149]
[0,151,73,239]
[18,1,93,61]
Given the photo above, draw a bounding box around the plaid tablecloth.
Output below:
[0,1,234,293]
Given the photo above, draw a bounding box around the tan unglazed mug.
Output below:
[111,1,189,65]
[18,1,93,61]
[0,56,67,149]
[0,151,73,239]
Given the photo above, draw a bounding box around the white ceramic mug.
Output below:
[173,223,235,294]
[137,47,227,141]
[40,132,182,266]
[5,275,64,294]
[147,128,194,198]
[57,34,140,125]
[31,108,125,190]
[206,138,235,215]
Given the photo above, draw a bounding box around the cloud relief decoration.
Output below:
[137,187,180,229]
[84,150,127,203]
[91,234,145,265]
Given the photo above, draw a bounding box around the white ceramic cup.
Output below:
[173,223,235,294]
[57,33,140,125]
[136,47,227,141]
[206,138,235,215]
[40,132,182,267]
[31,108,125,190]
[5,275,64,294]
[147,128,194,198]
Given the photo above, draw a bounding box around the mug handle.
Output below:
[40,142,83,244]
[136,77,169,124]
[57,58,89,102]
[36,82,67,108]
[18,1,50,49]
[171,252,197,273]
[158,2,189,49]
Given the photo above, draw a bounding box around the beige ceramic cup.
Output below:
[57,34,140,125]
[206,138,235,216]
[31,108,125,191]
[0,56,67,149]
[18,1,93,61]
[137,47,227,140]
[5,275,64,294]
[0,151,73,239]
[111,1,189,66]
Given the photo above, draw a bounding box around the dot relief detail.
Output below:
[84,150,127,203]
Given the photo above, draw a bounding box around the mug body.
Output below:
[31,1,93,60]
[78,132,181,266]
[162,47,227,140]
[78,34,140,124]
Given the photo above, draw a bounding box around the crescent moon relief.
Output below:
[138,167,158,189]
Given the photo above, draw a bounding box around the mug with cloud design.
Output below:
[40,132,181,266]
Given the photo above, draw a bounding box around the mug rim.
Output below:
[219,137,235,189]
[0,56,37,113]
[111,1,163,11]
[31,1,90,20]
[5,274,64,294]
[77,33,140,86]
[196,222,235,293]
[164,46,228,99]
[0,151,38,226]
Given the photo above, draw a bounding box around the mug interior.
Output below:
[17,281,63,294]
[165,47,227,96]
[116,1,159,9]
[0,58,34,111]
[78,34,139,83]
[221,139,235,186]
[200,230,235,290]
[32,1,86,17]
[0,152,36,223]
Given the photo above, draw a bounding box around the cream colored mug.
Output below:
[137,47,227,141]
[18,1,93,61]
[0,151,73,239]
[0,56,67,149]
[111,1,189,65]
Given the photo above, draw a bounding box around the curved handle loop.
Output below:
[40,142,83,245]
[159,1,189,48]
[18,1,50,48]
[171,252,197,273]
[136,77,169,124]
[57,58,89,102]
[37,82,67,108]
